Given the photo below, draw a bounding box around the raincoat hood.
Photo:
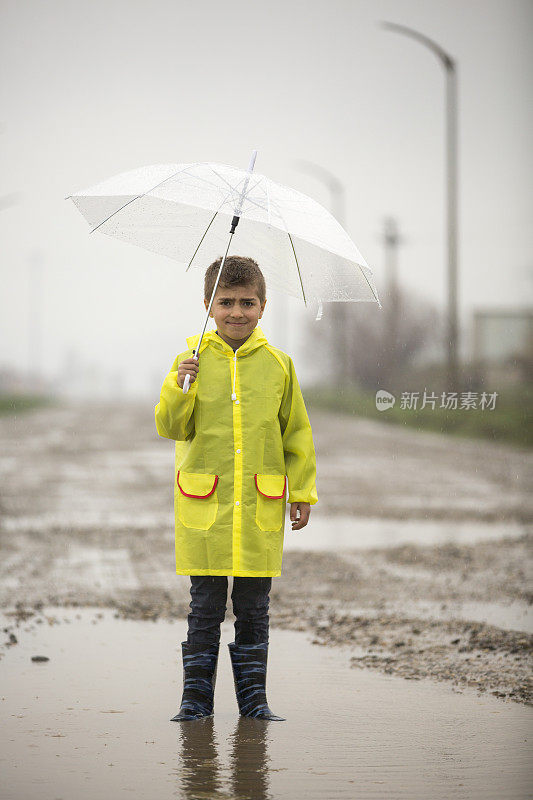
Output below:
[186,325,269,358]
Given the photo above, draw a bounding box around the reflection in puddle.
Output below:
[228,717,272,800]
[176,717,226,798]
[176,715,273,799]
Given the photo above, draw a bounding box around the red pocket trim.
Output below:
[254,474,287,499]
[177,471,218,498]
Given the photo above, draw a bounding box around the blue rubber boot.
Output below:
[228,641,286,721]
[171,640,219,721]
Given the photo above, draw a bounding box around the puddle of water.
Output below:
[63,545,140,591]
[3,511,529,555]
[328,598,533,635]
[1,511,172,533]
[336,554,533,634]
[0,608,531,800]
[284,515,530,551]
[440,599,533,634]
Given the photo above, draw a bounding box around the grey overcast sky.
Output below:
[1,0,532,394]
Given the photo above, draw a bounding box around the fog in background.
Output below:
[1,0,531,397]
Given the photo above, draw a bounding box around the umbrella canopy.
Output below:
[68,160,381,309]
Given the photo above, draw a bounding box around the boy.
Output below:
[155,255,318,722]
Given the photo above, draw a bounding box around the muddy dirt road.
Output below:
[1,401,531,705]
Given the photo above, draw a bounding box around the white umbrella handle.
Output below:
[182,353,198,394]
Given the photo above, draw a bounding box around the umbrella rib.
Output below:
[186,165,241,199]
[209,166,264,200]
[287,232,307,307]
[229,181,270,219]
[88,165,192,234]
[209,167,247,201]
[209,167,265,213]
[263,189,290,225]
[183,185,239,272]
[265,182,272,226]
[238,177,266,210]
[259,189,307,304]
[185,210,219,272]
[358,267,383,308]
[261,187,381,307]
[238,198,267,217]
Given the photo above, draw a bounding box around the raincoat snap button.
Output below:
[235,399,240,405]
[236,449,241,454]
[235,501,240,506]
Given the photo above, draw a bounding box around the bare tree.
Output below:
[306,285,444,392]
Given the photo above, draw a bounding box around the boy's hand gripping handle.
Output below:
[182,353,198,394]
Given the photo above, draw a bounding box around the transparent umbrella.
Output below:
[67,150,381,391]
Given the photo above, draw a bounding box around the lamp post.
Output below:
[381,22,459,390]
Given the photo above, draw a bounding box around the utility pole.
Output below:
[28,250,43,392]
[381,217,402,386]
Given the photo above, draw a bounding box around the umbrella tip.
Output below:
[247,150,258,173]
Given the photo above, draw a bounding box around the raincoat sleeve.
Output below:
[279,357,318,505]
[154,352,197,441]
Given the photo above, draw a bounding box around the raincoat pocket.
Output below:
[177,471,219,530]
[254,474,286,532]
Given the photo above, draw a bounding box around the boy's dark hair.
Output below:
[204,255,266,304]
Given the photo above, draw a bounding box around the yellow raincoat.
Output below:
[154,325,318,577]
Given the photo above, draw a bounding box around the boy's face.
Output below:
[204,282,266,344]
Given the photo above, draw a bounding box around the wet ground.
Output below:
[1,608,532,800]
[0,400,532,796]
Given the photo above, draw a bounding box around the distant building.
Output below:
[472,308,533,385]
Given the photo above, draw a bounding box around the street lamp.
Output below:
[381,22,459,390]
